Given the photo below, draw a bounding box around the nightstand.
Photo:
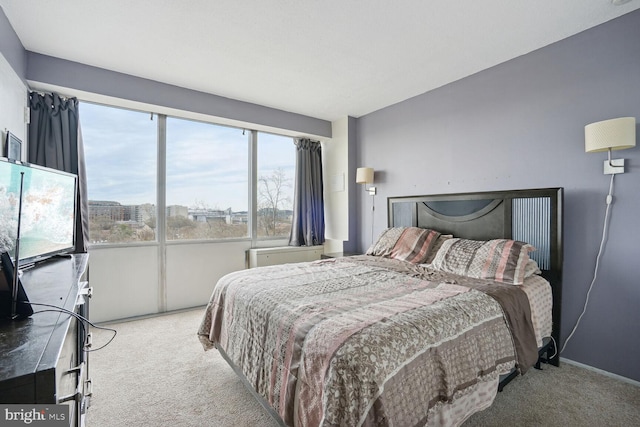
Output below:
[321,252,360,259]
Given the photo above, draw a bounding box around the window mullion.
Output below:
[157,114,167,312]
[250,130,258,245]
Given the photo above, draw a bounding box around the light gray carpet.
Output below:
[86,308,640,427]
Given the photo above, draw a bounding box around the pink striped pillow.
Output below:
[389,227,442,264]
[430,238,535,285]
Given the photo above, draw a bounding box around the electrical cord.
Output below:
[371,193,375,247]
[560,173,615,354]
[548,335,558,360]
[23,301,117,352]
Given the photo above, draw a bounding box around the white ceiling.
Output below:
[2,0,640,122]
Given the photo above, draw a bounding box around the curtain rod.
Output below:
[29,90,76,101]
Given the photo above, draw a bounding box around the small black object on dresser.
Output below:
[0,254,91,427]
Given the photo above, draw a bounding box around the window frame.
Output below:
[164,115,251,243]
[82,101,296,248]
[255,130,296,242]
[82,101,160,247]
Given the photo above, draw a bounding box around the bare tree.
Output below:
[258,167,291,236]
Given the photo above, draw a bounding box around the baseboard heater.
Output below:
[247,246,324,268]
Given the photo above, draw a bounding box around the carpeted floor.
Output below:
[86,308,640,427]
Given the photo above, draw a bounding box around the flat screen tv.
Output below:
[0,157,77,267]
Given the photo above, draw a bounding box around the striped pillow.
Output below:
[389,227,442,264]
[422,234,453,265]
[366,227,407,257]
[430,238,535,285]
[524,259,542,278]
[367,227,442,264]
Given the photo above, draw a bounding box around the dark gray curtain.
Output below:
[288,138,325,246]
[28,92,89,253]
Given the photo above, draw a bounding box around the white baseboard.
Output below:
[560,357,640,387]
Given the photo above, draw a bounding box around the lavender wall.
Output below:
[26,53,331,138]
[355,11,640,381]
[0,7,26,81]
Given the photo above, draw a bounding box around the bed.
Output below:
[198,188,563,426]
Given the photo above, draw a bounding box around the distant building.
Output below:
[167,205,188,218]
[229,211,248,224]
[137,204,155,223]
[89,201,249,226]
[188,207,248,224]
[88,200,125,222]
[89,201,158,225]
[189,208,225,223]
[121,205,136,221]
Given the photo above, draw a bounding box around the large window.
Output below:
[166,117,249,240]
[257,133,295,238]
[82,103,157,244]
[82,102,296,244]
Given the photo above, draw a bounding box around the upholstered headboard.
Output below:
[388,187,563,365]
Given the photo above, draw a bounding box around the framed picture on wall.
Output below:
[4,131,22,161]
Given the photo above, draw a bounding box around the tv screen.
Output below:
[0,158,77,267]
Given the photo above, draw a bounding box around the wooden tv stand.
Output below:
[0,254,91,427]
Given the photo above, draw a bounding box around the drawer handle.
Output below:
[76,284,93,306]
[85,378,93,397]
[79,286,93,298]
[59,362,85,403]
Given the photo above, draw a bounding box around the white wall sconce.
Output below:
[564,116,635,353]
[356,167,376,246]
[356,167,376,195]
[585,117,636,174]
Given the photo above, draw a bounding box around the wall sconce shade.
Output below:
[356,167,376,195]
[585,117,636,174]
[356,167,377,244]
[585,117,636,153]
[356,167,374,184]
